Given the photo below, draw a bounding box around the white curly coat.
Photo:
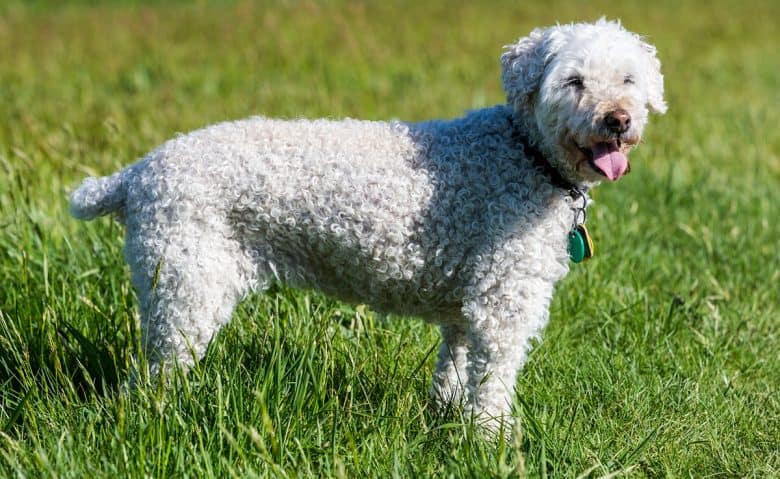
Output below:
[70,20,665,422]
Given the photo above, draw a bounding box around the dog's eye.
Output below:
[564,76,584,88]
[624,74,635,85]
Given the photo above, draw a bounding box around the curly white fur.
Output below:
[71,19,665,424]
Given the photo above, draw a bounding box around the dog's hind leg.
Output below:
[125,223,256,379]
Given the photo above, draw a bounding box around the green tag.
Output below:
[568,224,594,263]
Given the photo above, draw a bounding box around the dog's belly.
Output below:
[278,244,463,316]
[231,193,466,316]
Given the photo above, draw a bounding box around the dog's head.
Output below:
[501,19,666,185]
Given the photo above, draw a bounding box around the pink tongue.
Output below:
[591,142,628,181]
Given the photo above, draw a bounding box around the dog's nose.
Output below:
[605,109,631,134]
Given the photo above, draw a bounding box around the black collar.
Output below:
[513,133,591,231]
[507,116,591,222]
[512,132,577,192]
[508,117,591,232]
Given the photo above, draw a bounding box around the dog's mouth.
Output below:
[576,139,630,181]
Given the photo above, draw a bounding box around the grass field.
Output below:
[1,1,778,477]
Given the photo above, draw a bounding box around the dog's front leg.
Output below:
[462,277,553,424]
[430,323,469,407]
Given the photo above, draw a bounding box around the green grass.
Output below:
[1,0,778,477]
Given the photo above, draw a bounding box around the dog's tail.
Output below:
[69,169,128,220]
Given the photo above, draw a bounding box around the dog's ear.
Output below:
[501,28,551,112]
[639,40,667,114]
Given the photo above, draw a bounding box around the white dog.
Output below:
[70,19,665,424]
